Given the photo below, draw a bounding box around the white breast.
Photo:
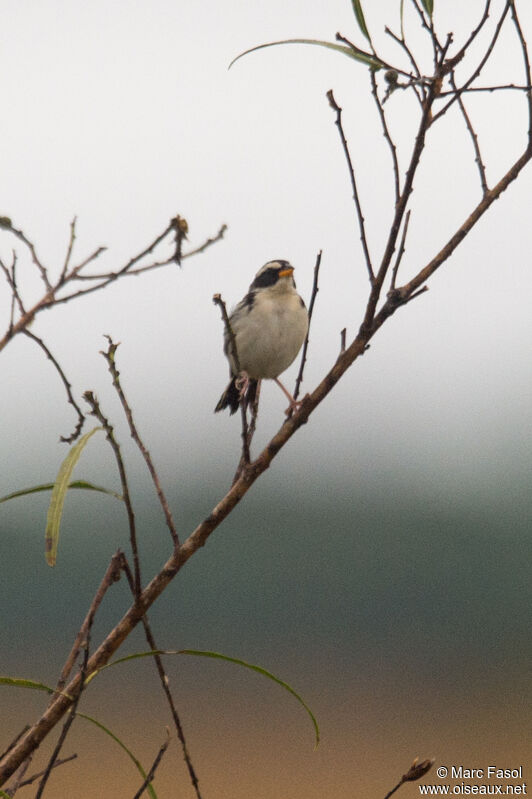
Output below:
[231,290,308,379]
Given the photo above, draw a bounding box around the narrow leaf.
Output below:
[0,480,122,505]
[0,676,54,694]
[229,39,382,71]
[1,790,13,798]
[85,649,177,685]
[88,648,319,747]
[180,649,320,748]
[77,713,157,799]
[45,427,103,567]
[351,0,371,42]
[420,0,434,18]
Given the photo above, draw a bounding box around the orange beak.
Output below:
[278,266,294,278]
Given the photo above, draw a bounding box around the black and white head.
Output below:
[248,260,297,293]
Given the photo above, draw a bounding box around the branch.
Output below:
[83,392,142,596]
[390,209,411,291]
[100,337,180,549]
[54,551,125,694]
[450,72,489,195]
[432,1,512,123]
[370,70,401,204]
[21,329,85,444]
[120,559,203,798]
[132,730,170,799]
[293,250,322,402]
[327,89,374,283]
[34,635,90,798]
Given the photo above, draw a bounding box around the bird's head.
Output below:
[249,260,296,293]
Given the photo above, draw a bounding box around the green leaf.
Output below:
[85,649,177,685]
[88,648,320,747]
[0,790,13,798]
[77,713,157,799]
[229,39,382,71]
[420,0,434,18]
[351,0,371,42]
[180,649,320,748]
[0,480,123,505]
[0,675,55,694]
[45,427,103,567]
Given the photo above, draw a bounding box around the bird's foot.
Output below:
[235,371,250,400]
[274,377,304,416]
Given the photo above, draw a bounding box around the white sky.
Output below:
[1,0,531,501]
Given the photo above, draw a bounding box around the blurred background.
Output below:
[1,1,531,796]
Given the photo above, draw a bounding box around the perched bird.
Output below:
[215,260,309,415]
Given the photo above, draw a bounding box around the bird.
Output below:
[215,260,309,415]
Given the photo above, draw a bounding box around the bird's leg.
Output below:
[235,370,250,400]
[274,377,303,415]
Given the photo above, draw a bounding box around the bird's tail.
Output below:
[215,376,258,414]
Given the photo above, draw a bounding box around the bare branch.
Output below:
[8,223,52,292]
[100,337,180,549]
[35,638,90,799]
[2,755,32,798]
[16,755,77,790]
[132,730,171,799]
[370,71,401,204]
[55,551,125,694]
[432,1,512,123]
[451,73,489,195]
[21,329,85,444]
[390,209,411,291]
[327,89,375,284]
[59,217,77,284]
[83,392,142,596]
[120,559,203,799]
[509,0,532,144]
[293,250,322,402]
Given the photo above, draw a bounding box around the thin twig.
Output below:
[59,217,77,284]
[509,0,532,143]
[384,757,435,799]
[83,392,142,596]
[213,292,253,469]
[390,209,411,290]
[35,638,90,798]
[55,551,125,694]
[17,754,77,789]
[432,1,512,123]
[293,251,322,402]
[9,225,52,292]
[100,337,180,548]
[326,90,374,283]
[2,755,32,798]
[21,329,85,444]
[120,557,203,799]
[0,728,30,762]
[132,730,171,799]
[370,71,401,205]
[451,73,489,195]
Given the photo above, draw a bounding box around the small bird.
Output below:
[215,260,309,415]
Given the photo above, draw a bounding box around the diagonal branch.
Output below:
[101,337,180,549]
[83,392,142,596]
[293,250,322,402]
[451,72,489,195]
[327,89,375,283]
[120,559,203,799]
[370,70,401,205]
[21,329,85,444]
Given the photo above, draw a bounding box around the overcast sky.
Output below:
[1,1,531,494]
